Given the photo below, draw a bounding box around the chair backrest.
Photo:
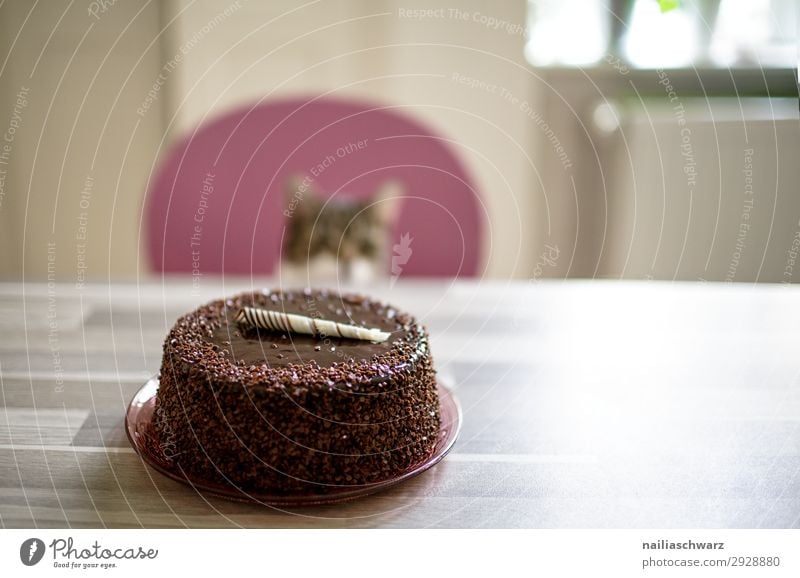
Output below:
[145,96,483,277]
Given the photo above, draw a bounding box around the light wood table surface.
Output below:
[1,280,799,528]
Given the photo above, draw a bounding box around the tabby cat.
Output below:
[281,176,401,282]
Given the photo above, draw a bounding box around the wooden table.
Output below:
[2,280,799,528]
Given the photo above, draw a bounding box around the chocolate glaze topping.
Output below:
[209,291,404,367]
[164,288,426,390]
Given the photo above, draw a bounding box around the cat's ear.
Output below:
[371,180,403,226]
[284,175,315,215]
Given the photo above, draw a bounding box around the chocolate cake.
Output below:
[154,288,440,494]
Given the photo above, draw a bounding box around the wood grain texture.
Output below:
[1,280,799,528]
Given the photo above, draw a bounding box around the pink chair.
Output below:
[144,96,484,277]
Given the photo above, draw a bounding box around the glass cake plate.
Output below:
[125,377,461,506]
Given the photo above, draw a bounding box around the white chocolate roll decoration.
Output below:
[235,306,391,343]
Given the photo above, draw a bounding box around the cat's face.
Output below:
[282,178,400,272]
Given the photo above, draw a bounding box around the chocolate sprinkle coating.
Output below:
[154,288,441,494]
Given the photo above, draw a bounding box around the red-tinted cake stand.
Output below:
[125,377,461,506]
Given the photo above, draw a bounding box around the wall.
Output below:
[0,1,165,283]
[0,0,535,281]
[4,1,794,283]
